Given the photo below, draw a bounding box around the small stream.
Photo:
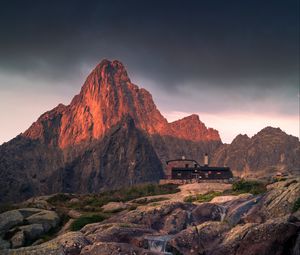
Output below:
[145,235,173,254]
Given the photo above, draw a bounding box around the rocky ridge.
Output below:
[212,127,300,177]
[0,178,299,255]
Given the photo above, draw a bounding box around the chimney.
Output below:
[204,153,209,166]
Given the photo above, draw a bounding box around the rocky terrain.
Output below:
[0,178,299,254]
[0,59,299,203]
[211,127,300,178]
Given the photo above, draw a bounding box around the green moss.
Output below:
[232,179,266,195]
[47,193,74,205]
[184,191,223,203]
[70,213,107,231]
[46,184,179,213]
[292,198,300,212]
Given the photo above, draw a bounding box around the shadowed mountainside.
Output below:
[211,127,300,177]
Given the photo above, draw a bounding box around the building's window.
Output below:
[217,172,221,175]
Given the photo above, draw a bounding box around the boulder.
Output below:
[241,179,300,223]
[105,202,195,233]
[80,241,161,255]
[20,224,45,241]
[101,202,128,213]
[11,230,25,248]
[225,196,262,226]
[26,210,60,231]
[69,198,80,204]
[18,208,43,218]
[0,210,24,235]
[210,195,240,204]
[169,221,230,255]
[191,203,226,224]
[211,193,252,204]
[212,217,299,255]
[2,231,90,255]
[22,197,54,210]
[262,178,300,218]
[81,223,155,245]
[67,209,82,219]
[163,208,190,234]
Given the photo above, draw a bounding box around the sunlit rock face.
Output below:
[23,59,220,149]
[23,60,171,148]
[169,114,220,142]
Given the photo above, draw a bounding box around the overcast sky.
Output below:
[0,0,299,144]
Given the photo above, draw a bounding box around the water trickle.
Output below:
[145,235,173,254]
[219,205,227,222]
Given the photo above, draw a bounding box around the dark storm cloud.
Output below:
[0,1,298,98]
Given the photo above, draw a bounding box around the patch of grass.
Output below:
[184,191,223,203]
[54,183,179,212]
[113,183,179,202]
[231,179,267,195]
[47,193,74,205]
[70,213,107,231]
[292,198,300,212]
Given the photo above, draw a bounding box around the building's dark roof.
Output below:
[166,159,230,171]
[166,159,199,165]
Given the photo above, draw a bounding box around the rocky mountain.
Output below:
[0,60,220,203]
[211,127,300,177]
[0,59,299,203]
[23,60,171,149]
[169,114,220,142]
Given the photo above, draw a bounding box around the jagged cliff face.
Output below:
[169,114,220,141]
[23,60,171,148]
[211,127,300,177]
[23,59,220,149]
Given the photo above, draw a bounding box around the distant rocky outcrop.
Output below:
[169,114,220,142]
[211,127,300,177]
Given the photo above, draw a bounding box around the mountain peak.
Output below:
[170,114,221,142]
[23,59,222,148]
[90,59,130,84]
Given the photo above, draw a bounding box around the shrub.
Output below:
[47,193,74,205]
[232,179,266,195]
[292,198,300,212]
[70,213,107,231]
[47,184,179,212]
[184,191,223,203]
